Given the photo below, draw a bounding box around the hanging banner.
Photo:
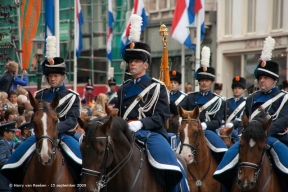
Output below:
[20,0,42,69]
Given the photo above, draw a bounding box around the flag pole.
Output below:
[73,0,77,91]
[181,45,185,92]
[194,12,201,92]
[54,0,60,57]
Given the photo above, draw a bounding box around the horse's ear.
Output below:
[193,106,200,119]
[102,116,113,132]
[242,113,249,130]
[51,93,59,109]
[263,116,273,132]
[28,91,38,110]
[177,106,184,117]
[77,117,88,132]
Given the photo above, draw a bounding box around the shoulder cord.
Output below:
[138,83,160,119]
[58,95,76,118]
[205,98,222,121]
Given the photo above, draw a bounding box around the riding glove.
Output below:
[225,123,234,128]
[201,122,207,130]
[128,121,143,132]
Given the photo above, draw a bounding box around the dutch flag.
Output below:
[120,0,148,50]
[171,0,205,50]
[45,0,54,37]
[107,0,114,62]
[75,0,84,58]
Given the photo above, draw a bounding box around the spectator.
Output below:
[24,111,33,122]
[92,93,108,117]
[18,104,25,116]
[185,82,193,94]
[8,90,18,108]
[3,108,17,123]
[14,115,25,128]
[18,121,32,142]
[84,84,95,104]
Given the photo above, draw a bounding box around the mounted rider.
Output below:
[213,36,288,191]
[1,36,82,187]
[106,77,118,107]
[222,76,247,142]
[115,14,189,192]
[179,46,227,163]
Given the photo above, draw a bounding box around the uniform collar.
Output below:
[171,90,179,95]
[50,84,66,93]
[133,74,149,84]
[260,87,278,95]
[233,97,243,102]
[200,90,211,96]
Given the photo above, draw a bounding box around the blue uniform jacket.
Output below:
[107,91,118,106]
[180,91,224,130]
[0,138,12,191]
[35,85,80,134]
[245,87,288,144]
[115,74,170,139]
[170,90,186,115]
[223,97,246,130]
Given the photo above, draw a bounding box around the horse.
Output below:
[22,92,75,192]
[231,112,282,192]
[218,126,234,148]
[178,106,221,192]
[78,115,166,192]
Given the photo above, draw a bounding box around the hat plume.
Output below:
[260,36,275,61]
[201,46,210,68]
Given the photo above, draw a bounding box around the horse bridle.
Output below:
[179,118,205,157]
[33,108,59,164]
[237,143,266,186]
[81,121,135,191]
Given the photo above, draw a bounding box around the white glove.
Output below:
[128,121,143,132]
[201,122,207,130]
[225,123,234,128]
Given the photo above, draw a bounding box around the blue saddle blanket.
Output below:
[136,129,188,191]
[213,136,288,188]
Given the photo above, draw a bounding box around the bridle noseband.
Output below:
[33,107,59,164]
[81,120,135,191]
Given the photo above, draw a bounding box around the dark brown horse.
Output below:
[78,116,165,192]
[23,92,75,192]
[231,112,282,192]
[178,106,221,192]
[218,126,234,148]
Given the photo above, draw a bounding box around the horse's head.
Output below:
[237,111,272,191]
[28,91,59,165]
[218,125,234,148]
[78,116,115,191]
[178,106,203,164]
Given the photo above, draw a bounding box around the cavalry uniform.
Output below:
[1,56,82,186]
[214,46,288,191]
[0,122,17,192]
[118,41,189,192]
[106,78,118,107]
[214,83,226,101]
[222,76,247,141]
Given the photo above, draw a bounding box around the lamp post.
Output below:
[31,36,45,90]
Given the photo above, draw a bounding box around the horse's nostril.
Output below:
[238,179,241,185]
[250,181,254,186]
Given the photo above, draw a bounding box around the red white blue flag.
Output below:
[45,0,54,37]
[75,0,84,58]
[171,0,205,50]
[120,0,148,50]
[107,0,114,62]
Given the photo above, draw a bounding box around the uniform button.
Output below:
[195,102,197,104]
[124,106,127,108]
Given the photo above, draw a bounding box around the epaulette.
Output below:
[281,90,288,94]
[179,91,187,96]
[68,89,79,96]
[152,78,165,85]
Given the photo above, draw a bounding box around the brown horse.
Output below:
[218,126,234,148]
[23,92,75,192]
[78,116,165,192]
[231,112,282,192]
[178,106,221,192]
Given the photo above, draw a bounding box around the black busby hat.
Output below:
[42,36,66,76]
[254,36,279,80]
[194,46,215,81]
[282,80,288,89]
[214,83,223,90]
[108,78,116,86]
[170,70,182,84]
[0,121,17,132]
[232,76,246,89]
[18,122,32,130]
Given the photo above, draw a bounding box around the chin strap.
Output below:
[261,80,277,93]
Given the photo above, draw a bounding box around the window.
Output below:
[159,0,168,9]
[247,0,256,33]
[224,0,232,35]
[272,0,283,30]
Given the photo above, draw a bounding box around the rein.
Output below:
[82,132,136,191]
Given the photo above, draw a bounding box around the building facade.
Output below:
[217,0,288,97]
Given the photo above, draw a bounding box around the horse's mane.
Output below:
[242,112,268,143]
[87,116,133,143]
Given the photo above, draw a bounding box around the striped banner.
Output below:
[20,0,42,69]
